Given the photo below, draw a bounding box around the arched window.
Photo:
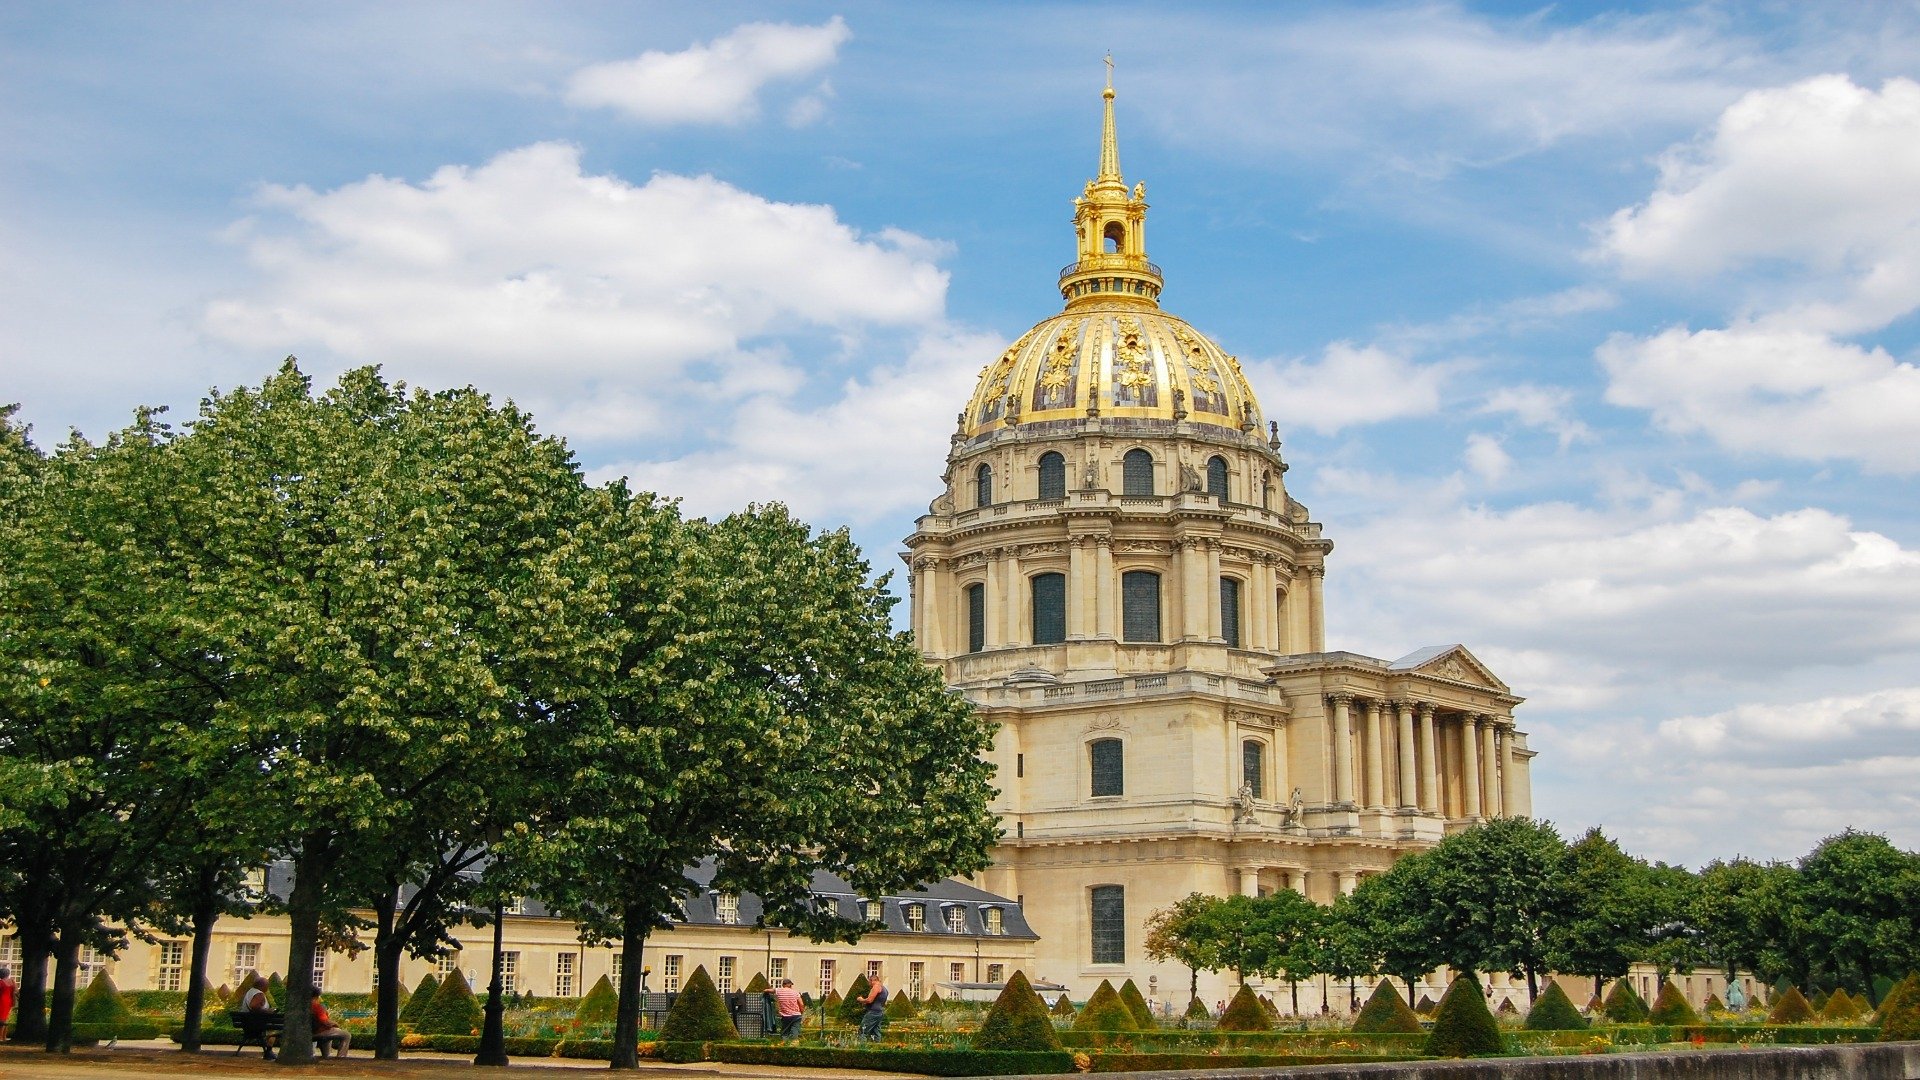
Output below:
[1031,572,1066,645]
[966,583,986,653]
[1121,571,1161,642]
[1089,738,1124,797]
[1122,449,1154,496]
[1089,885,1125,964]
[1037,451,1066,500]
[974,464,992,508]
[1103,221,1126,254]
[1220,577,1242,648]
[1242,740,1264,799]
[1207,456,1229,501]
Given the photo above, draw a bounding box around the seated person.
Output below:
[310,993,350,1058]
[238,975,279,1060]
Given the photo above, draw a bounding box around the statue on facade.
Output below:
[1180,461,1203,492]
[1279,786,1305,827]
[1083,459,1100,488]
[1233,781,1256,823]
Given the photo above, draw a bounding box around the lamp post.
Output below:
[475,893,509,1066]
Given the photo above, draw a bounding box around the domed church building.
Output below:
[903,76,1535,1003]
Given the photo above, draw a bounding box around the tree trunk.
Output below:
[180,886,220,1051]
[1525,966,1539,1003]
[1594,975,1603,1002]
[610,905,647,1070]
[1401,971,1419,1008]
[44,936,80,1054]
[372,895,404,1060]
[1289,979,1299,1016]
[11,928,52,1043]
[1187,965,1196,1005]
[279,846,331,1065]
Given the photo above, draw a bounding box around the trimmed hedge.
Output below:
[1768,985,1816,1024]
[399,973,439,1024]
[708,1042,1075,1075]
[1058,1029,1428,1053]
[74,972,134,1026]
[659,965,736,1042]
[575,973,617,1025]
[840,972,873,1025]
[1602,978,1651,1023]
[1086,1051,1419,1071]
[71,1021,161,1043]
[1072,980,1138,1032]
[1649,979,1701,1025]
[1425,973,1502,1058]
[413,969,484,1035]
[1183,996,1208,1021]
[1353,980,1423,1034]
[742,972,769,995]
[1524,981,1588,1031]
[1879,973,1920,1041]
[1052,994,1076,1018]
[1216,983,1271,1032]
[1118,978,1154,1029]
[884,988,918,1020]
[975,972,1059,1052]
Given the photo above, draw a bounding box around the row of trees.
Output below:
[0,363,1003,1066]
[1146,818,1920,1011]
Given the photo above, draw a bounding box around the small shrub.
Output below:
[1877,973,1920,1041]
[1425,974,1503,1057]
[266,972,287,1009]
[399,973,440,1024]
[1353,981,1423,1034]
[413,969,484,1035]
[1118,979,1154,1029]
[1810,988,1830,1013]
[975,971,1061,1052]
[1649,980,1700,1025]
[1525,982,1588,1031]
[1216,984,1272,1032]
[840,973,873,1025]
[742,972,769,995]
[1703,992,1725,1013]
[1183,996,1208,1021]
[1872,976,1896,1008]
[1768,986,1816,1024]
[1072,980,1139,1033]
[1820,988,1856,1021]
[74,972,134,1026]
[1053,994,1077,1018]
[575,973,617,1025]
[659,966,736,1043]
[1601,979,1650,1023]
[1416,994,1438,1015]
[885,990,917,1021]
[1497,997,1518,1016]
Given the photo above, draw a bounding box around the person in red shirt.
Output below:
[0,965,16,1042]
[771,978,805,1039]
[310,993,350,1057]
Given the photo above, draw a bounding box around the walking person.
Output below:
[772,978,805,1039]
[856,970,889,1041]
[0,965,16,1042]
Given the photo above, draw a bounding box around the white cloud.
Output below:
[1599,323,1920,474]
[1247,342,1454,435]
[1480,384,1592,448]
[204,141,948,424]
[1660,686,1920,759]
[564,17,851,126]
[1462,432,1511,483]
[1600,75,1920,333]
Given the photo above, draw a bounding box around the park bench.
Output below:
[227,1009,284,1058]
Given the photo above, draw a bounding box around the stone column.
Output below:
[1271,576,1288,653]
[1182,539,1207,641]
[1094,537,1115,639]
[1307,566,1326,652]
[1499,722,1519,817]
[1481,717,1501,818]
[1238,867,1260,897]
[1417,704,1439,813]
[1248,558,1270,653]
[1461,714,1483,819]
[1363,699,1385,809]
[1207,540,1224,642]
[1335,870,1358,896]
[1288,869,1311,897]
[1002,548,1023,647]
[1395,700,1418,809]
[1329,693,1355,807]
[1067,537,1090,640]
[984,551,1005,649]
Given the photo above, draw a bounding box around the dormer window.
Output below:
[984,907,1004,935]
[862,899,882,922]
[715,893,739,924]
[945,905,969,933]
[904,902,926,931]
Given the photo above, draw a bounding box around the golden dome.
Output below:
[960,74,1264,441]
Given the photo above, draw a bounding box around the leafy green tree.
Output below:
[1638,862,1706,985]
[1144,893,1222,1007]
[1790,831,1920,995]
[1421,818,1569,1000]
[511,497,1000,1068]
[1546,829,1650,1002]
[659,966,736,1043]
[974,971,1060,1051]
[1343,855,1445,1009]
[1696,857,1797,992]
[1424,974,1503,1057]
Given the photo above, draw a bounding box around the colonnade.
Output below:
[1324,694,1517,820]
[1231,866,1363,901]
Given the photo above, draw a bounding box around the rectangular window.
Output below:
[611,953,623,980]
[157,941,185,992]
[504,897,528,915]
[499,951,519,994]
[718,956,735,993]
[242,867,268,900]
[904,903,926,931]
[984,907,1004,935]
[78,946,107,987]
[663,954,682,993]
[231,942,260,986]
[1031,572,1066,645]
[908,962,924,997]
[948,962,965,985]
[1016,753,1024,778]
[555,953,576,997]
[862,899,882,922]
[967,584,986,653]
[1090,885,1125,964]
[1121,571,1161,642]
[436,953,460,977]
[310,946,327,990]
[715,893,740,925]
[1243,740,1264,800]
[1089,738,1124,797]
[0,935,19,971]
[770,957,787,983]
[1220,577,1242,648]
[945,906,969,933]
[866,959,883,981]
[818,958,836,995]
[987,963,1005,984]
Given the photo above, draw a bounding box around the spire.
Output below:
[1099,54,1121,182]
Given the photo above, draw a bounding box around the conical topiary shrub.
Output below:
[1873,976,1896,1009]
[1424,974,1503,1058]
[1072,980,1139,1032]
[1524,982,1589,1031]
[1261,994,1279,1016]
[1183,996,1208,1021]
[1875,974,1920,1041]
[659,965,737,1042]
[885,990,917,1020]
[399,972,440,1024]
[1809,988,1830,1013]
[839,973,873,1025]
[1768,986,1815,1024]
[1416,994,1439,1015]
[1602,979,1651,1023]
[1052,994,1076,1018]
[1216,984,1272,1032]
[575,973,617,1025]
[1649,980,1701,1025]
[1119,978,1154,1028]
[742,972,768,995]
[1703,992,1725,1013]
[1819,988,1855,1021]
[822,988,842,1010]
[1497,997,1518,1016]
[266,972,287,1009]
[1772,976,1793,1002]
[975,971,1062,1051]
[73,971,134,1025]
[414,969,484,1035]
[1353,980,1423,1034]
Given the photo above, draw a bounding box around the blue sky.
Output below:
[5,1,1919,869]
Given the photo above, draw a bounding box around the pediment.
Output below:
[1390,644,1509,693]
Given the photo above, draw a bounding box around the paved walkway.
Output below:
[0,1042,927,1080]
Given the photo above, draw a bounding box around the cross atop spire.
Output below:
[1098,55,1121,183]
